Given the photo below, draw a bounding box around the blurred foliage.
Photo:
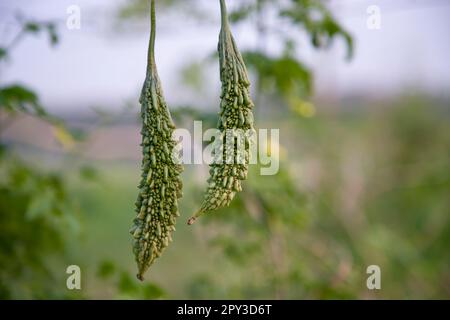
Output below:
[118,0,188,19]
[0,17,76,139]
[280,0,353,59]
[60,95,449,299]
[181,97,450,299]
[0,148,81,299]
[0,85,47,117]
[97,260,166,299]
[0,18,58,120]
[0,17,81,299]
[243,51,312,100]
[0,17,58,62]
[186,164,310,299]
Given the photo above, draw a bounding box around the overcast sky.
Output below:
[0,0,449,114]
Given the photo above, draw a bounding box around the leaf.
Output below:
[243,51,313,99]
[280,0,354,60]
[0,84,45,115]
[0,85,39,106]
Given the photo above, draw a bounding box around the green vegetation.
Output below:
[0,1,449,299]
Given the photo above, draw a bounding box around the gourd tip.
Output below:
[187,217,196,225]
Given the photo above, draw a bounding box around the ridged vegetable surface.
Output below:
[188,0,255,225]
[131,0,183,280]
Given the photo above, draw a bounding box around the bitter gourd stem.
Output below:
[147,0,156,72]
[219,0,229,30]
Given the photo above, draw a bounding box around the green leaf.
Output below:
[0,84,45,115]
[243,51,313,99]
[280,0,354,60]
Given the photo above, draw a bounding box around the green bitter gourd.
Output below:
[188,0,255,225]
[130,0,183,280]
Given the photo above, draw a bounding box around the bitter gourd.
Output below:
[131,0,183,280]
[188,0,255,225]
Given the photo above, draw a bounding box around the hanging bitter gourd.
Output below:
[130,0,183,280]
[188,0,255,225]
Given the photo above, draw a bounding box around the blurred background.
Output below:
[0,0,449,299]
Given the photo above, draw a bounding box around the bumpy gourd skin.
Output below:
[131,0,183,281]
[188,0,255,224]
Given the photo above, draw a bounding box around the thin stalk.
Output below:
[147,0,156,72]
[219,0,229,30]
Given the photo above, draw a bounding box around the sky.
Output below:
[0,0,449,114]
